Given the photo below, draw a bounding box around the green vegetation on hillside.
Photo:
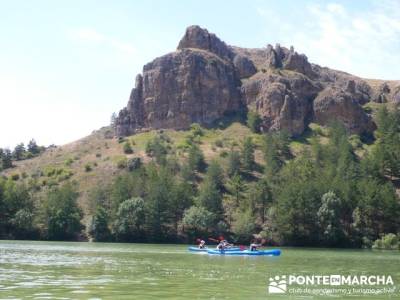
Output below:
[1,108,400,247]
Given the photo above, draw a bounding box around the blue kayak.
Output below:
[188,246,241,252]
[207,249,281,256]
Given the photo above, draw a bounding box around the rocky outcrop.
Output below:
[313,86,375,134]
[177,25,233,61]
[233,55,257,79]
[115,25,397,137]
[263,44,315,78]
[242,72,319,135]
[116,48,241,136]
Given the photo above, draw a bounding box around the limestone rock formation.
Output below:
[313,86,375,134]
[177,25,233,61]
[115,25,397,137]
[233,55,257,79]
[242,72,319,135]
[115,47,241,136]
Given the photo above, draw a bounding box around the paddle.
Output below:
[208,237,220,243]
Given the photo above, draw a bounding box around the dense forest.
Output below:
[1,107,400,248]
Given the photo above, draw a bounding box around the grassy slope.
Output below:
[1,111,388,214]
[1,123,268,212]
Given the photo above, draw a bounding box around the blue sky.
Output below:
[1,0,399,148]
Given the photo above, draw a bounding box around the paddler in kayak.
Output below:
[249,239,262,251]
[198,239,206,249]
[216,239,233,250]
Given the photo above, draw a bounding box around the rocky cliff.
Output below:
[115,25,400,137]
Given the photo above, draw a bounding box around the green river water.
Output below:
[0,241,399,299]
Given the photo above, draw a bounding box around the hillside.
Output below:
[2,121,265,211]
[1,25,400,247]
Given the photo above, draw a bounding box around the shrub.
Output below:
[116,157,127,169]
[214,139,224,148]
[95,153,102,158]
[11,173,20,181]
[84,163,92,172]
[127,157,142,171]
[65,158,74,166]
[219,150,228,158]
[372,234,400,250]
[247,111,262,133]
[190,123,204,137]
[123,141,133,154]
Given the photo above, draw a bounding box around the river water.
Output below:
[0,241,399,299]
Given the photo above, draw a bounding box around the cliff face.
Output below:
[116,25,399,137]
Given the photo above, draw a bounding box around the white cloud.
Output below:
[256,0,400,79]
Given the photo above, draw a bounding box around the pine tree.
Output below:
[187,143,205,172]
[248,177,272,223]
[205,160,224,192]
[241,137,255,172]
[263,134,281,179]
[226,173,247,206]
[227,148,241,177]
[198,179,223,219]
[27,139,40,155]
[13,143,26,160]
[2,149,12,169]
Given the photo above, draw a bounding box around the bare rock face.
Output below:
[242,72,320,135]
[313,86,375,134]
[116,25,396,137]
[233,54,257,79]
[177,25,233,61]
[263,44,315,78]
[115,47,241,136]
[116,75,144,136]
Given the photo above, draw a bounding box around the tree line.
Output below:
[1,107,400,247]
[0,139,44,171]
